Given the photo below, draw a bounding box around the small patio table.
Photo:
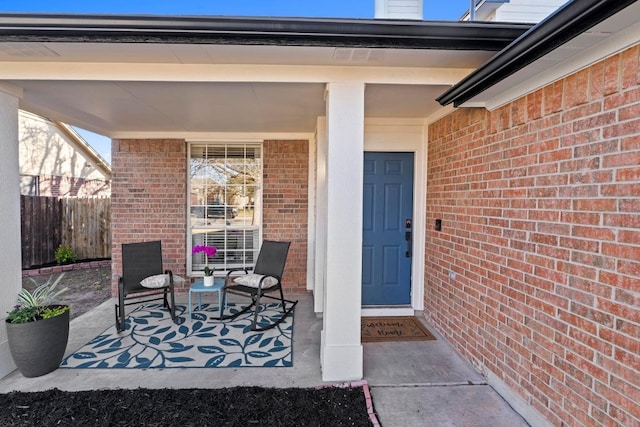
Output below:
[188,278,225,320]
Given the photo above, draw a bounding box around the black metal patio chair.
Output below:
[115,240,177,332]
[220,240,297,331]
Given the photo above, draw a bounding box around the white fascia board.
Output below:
[0,62,474,86]
[456,101,487,108]
[461,21,640,111]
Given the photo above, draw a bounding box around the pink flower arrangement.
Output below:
[192,245,217,276]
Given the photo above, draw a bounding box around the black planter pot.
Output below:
[5,306,70,378]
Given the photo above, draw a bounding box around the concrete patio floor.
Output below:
[0,292,529,426]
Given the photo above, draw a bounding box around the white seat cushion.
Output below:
[141,274,185,289]
[233,273,278,288]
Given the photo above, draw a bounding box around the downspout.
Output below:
[470,0,476,21]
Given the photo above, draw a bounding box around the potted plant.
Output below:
[192,244,217,286]
[5,273,70,378]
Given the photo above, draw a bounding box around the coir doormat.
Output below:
[361,316,436,342]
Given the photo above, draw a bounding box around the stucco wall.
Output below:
[111,139,308,294]
[425,45,639,426]
[0,89,21,378]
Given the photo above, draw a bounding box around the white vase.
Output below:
[203,276,214,287]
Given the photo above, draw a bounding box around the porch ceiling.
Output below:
[11,79,451,135]
[2,42,479,136]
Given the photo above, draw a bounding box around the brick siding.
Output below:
[111,139,308,294]
[426,45,640,426]
[111,139,188,293]
[263,140,309,291]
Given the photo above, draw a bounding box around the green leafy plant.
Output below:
[42,306,70,319]
[54,244,77,265]
[7,273,69,324]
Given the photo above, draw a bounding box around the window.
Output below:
[188,143,262,276]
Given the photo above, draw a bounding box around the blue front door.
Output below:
[362,152,414,305]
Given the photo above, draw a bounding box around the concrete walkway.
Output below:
[0,293,529,426]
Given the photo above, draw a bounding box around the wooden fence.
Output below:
[21,196,111,268]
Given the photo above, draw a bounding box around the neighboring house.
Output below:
[19,110,111,197]
[461,0,567,23]
[0,1,638,426]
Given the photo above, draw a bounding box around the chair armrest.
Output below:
[225,266,252,278]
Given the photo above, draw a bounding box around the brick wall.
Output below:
[426,45,640,426]
[111,138,308,294]
[263,140,309,291]
[111,139,188,293]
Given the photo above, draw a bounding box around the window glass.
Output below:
[189,143,262,275]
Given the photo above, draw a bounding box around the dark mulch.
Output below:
[0,386,374,427]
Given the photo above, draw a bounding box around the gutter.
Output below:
[437,0,638,106]
[0,13,531,51]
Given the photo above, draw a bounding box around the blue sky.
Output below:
[1,1,471,20]
[6,0,473,164]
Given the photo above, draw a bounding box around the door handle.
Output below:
[405,218,412,258]
[405,230,412,258]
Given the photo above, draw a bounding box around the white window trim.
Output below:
[186,141,263,278]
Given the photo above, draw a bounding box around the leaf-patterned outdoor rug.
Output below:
[61,302,294,369]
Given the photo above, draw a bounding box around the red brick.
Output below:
[589,61,606,99]
[526,90,543,120]
[603,151,640,169]
[599,298,640,324]
[595,378,640,420]
[426,45,640,427]
[263,140,309,290]
[621,45,639,89]
[601,324,640,356]
[619,230,640,245]
[603,54,621,94]
[543,80,564,114]
[604,118,640,138]
[604,213,640,228]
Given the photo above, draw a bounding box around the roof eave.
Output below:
[437,0,638,107]
[0,13,532,51]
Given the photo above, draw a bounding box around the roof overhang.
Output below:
[437,0,640,108]
[0,13,532,136]
[0,13,531,50]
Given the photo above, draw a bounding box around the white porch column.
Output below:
[313,117,327,314]
[0,86,22,378]
[320,82,364,381]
